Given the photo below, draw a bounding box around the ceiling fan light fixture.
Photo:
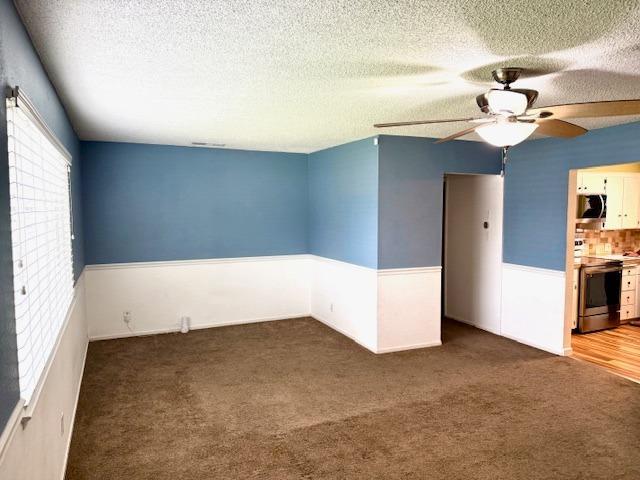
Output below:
[486,89,528,116]
[476,121,538,147]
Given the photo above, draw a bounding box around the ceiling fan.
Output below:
[374,67,640,147]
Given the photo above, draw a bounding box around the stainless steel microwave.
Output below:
[576,194,606,227]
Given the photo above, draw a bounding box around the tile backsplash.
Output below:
[577,229,640,255]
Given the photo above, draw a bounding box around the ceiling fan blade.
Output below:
[528,99,640,119]
[534,119,588,138]
[469,117,496,124]
[374,117,480,128]
[434,125,481,144]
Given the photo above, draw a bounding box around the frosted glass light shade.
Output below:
[476,122,538,147]
[486,89,528,116]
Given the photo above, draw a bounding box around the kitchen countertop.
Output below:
[581,254,640,265]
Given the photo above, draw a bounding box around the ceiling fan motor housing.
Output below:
[476,88,538,115]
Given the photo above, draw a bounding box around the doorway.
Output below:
[442,174,504,335]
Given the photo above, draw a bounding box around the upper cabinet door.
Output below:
[623,176,640,229]
[577,172,607,194]
[604,176,624,230]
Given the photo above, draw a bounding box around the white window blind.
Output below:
[6,89,74,405]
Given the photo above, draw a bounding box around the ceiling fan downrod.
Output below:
[501,146,510,177]
[492,68,523,90]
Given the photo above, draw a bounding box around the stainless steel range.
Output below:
[578,257,623,333]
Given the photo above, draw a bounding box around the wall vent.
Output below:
[191,142,226,148]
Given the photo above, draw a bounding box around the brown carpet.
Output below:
[66,318,640,480]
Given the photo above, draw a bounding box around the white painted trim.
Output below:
[502,262,565,278]
[500,331,565,356]
[376,340,442,354]
[313,314,377,353]
[86,254,310,270]
[446,315,501,335]
[377,265,442,276]
[0,400,25,462]
[89,313,309,341]
[59,337,88,480]
[308,254,376,272]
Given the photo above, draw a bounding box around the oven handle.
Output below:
[584,267,623,275]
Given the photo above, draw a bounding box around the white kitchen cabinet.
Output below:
[577,172,607,194]
[622,177,640,228]
[602,175,640,230]
[636,274,640,319]
[623,275,636,291]
[621,265,638,324]
[604,176,624,230]
[621,306,635,321]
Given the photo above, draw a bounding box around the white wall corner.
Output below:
[309,256,378,352]
[500,263,566,355]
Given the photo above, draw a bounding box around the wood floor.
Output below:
[571,324,640,382]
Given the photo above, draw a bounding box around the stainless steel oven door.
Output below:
[579,266,622,317]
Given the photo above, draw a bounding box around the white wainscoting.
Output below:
[86,255,444,355]
[377,267,442,353]
[84,255,310,340]
[0,273,88,480]
[309,256,378,352]
[500,263,567,355]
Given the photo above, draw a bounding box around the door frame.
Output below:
[442,172,505,334]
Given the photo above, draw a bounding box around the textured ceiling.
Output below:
[14,0,640,153]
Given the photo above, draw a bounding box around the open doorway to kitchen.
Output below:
[567,162,640,382]
[442,174,504,338]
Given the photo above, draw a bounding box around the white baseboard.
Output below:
[500,331,566,356]
[89,313,309,341]
[446,314,501,336]
[376,340,442,354]
[313,314,377,353]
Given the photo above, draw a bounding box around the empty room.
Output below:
[1,1,640,479]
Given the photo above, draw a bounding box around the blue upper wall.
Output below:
[377,135,501,268]
[0,0,83,433]
[504,121,640,271]
[307,137,379,268]
[81,142,308,264]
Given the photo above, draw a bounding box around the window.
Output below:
[6,88,74,405]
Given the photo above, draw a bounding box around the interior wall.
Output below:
[504,120,640,271]
[0,0,84,434]
[377,135,501,269]
[444,174,503,334]
[307,137,379,268]
[81,141,308,264]
[502,119,640,355]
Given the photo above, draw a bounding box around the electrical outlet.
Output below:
[330,303,334,313]
[123,311,132,324]
[60,412,64,436]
